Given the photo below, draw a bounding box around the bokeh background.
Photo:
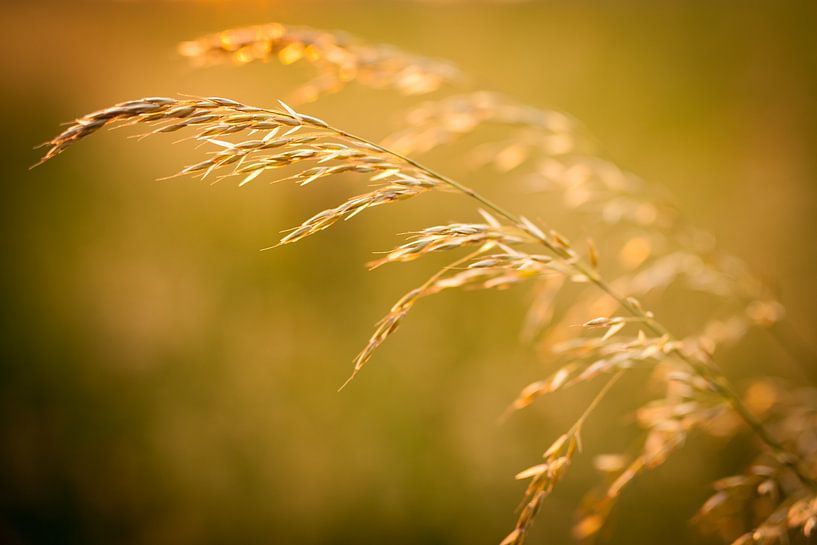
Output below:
[2,1,817,544]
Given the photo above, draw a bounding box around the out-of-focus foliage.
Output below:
[2,1,817,544]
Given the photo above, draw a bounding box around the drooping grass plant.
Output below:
[34,22,817,545]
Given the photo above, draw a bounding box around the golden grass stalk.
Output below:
[183,25,817,545]
[34,96,449,247]
[36,93,817,545]
[176,24,814,384]
[179,23,464,103]
[179,23,813,381]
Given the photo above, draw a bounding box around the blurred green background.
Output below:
[2,1,816,544]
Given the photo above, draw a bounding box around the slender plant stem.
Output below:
[319,120,817,490]
[768,320,817,383]
[567,369,626,440]
[337,247,486,391]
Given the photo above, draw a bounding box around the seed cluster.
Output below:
[36,96,448,247]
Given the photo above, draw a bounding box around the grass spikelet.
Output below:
[368,222,531,269]
[278,185,429,247]
[503,372,624,545]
